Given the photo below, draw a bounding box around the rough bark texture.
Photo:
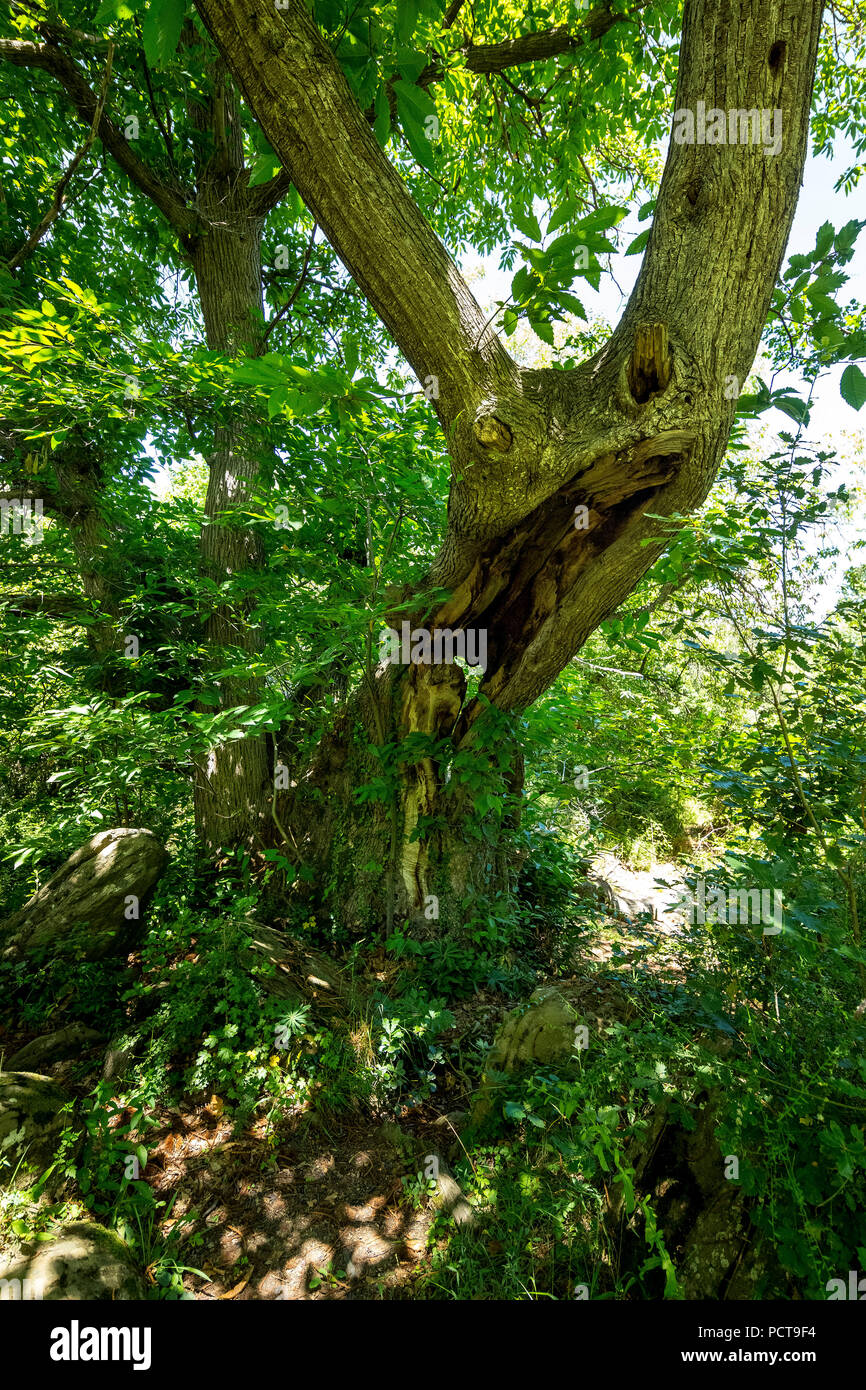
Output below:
[195,0,824,931]
[187,64,273,861]
[0,828,167,962]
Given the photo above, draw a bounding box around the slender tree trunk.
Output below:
[188,72,272,862]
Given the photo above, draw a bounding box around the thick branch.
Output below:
[0,591,89,620]
[195,0,825,726]
[247,167,293,218]
[426,4,652,82]
[194,0,516,432]
[8,42,114,270]
[462,0,827,711]
[0,38,201,244]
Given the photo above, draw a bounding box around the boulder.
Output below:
[609,1092,780,1299]
[5,1024,103,1072]
[0,829,168,963]
[471,981,634,1125]
[0,1219,146,1300]
[0,1072,76,1189]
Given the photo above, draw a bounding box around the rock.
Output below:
[0,1072,77,1189]
[0,829,168,963]
[6,1024,104,1072]
[0,1220,146,1300]
[471,981,636,1127]
[470,986,581,1126]
[586,853,687,931]
[610,1092,780,1299]
[486,987,580,1072]
[102,1037,138,1084]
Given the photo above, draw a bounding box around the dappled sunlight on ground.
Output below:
[144,1106,437,1299]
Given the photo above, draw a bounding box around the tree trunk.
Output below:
[0,28,294,863]
[188,70,272,863]
[277,661,524,936]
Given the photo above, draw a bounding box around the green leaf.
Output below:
[814,221,835,259]
[142,0,186,70]
[527,310,555,345]
[579,205,626,233]
[555,291,587,321]
[247,143,282,188]
[512,207,543,243]
[547,199,577,236]
[625,228,651,257]
[94,0,141,21]
[395,48,428,84]
[840,363,866,411]
[393,81,438,170]
[772,393,808,423]
[373,84,391,146]
[397,0,421,46]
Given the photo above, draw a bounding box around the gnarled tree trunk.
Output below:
[197,0,825,932]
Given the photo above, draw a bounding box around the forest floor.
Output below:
[1,857,697,1299]
[146,874,691,1301]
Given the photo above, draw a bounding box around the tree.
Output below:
[188,0,826,928]
[1,6,299,856]
[0,0,853,937]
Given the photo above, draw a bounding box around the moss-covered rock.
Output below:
[471,986,586,1126]
[0,828,168,964]
[0,1220,146,1300]
[0,1072,76,1190]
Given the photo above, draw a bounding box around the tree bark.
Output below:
[187,67,273,862]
